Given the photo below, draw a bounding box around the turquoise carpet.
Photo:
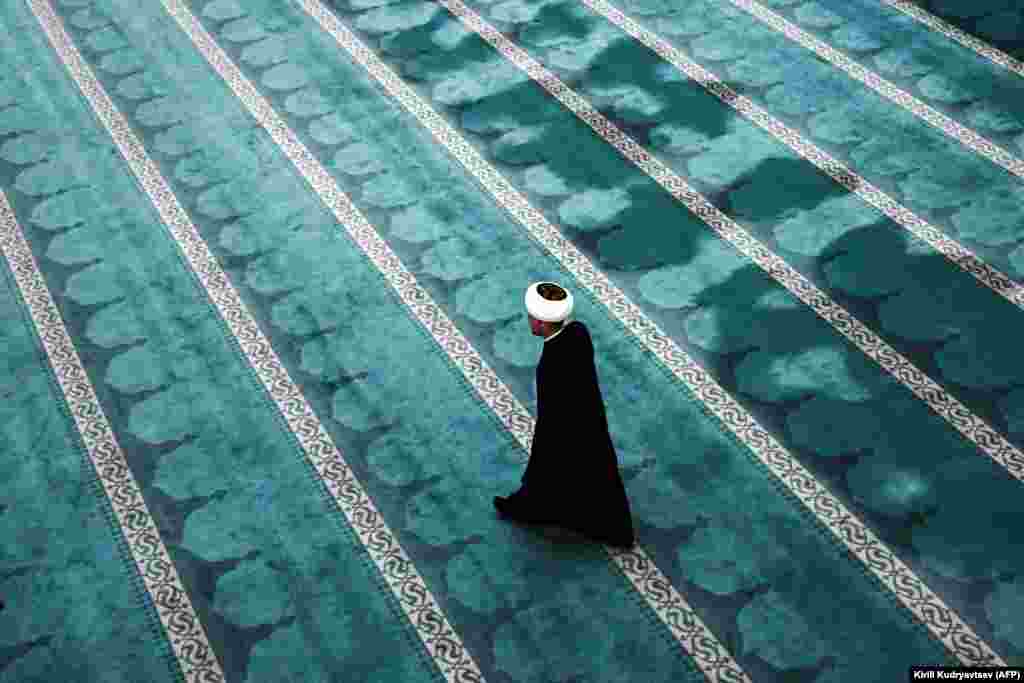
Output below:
[2,0,1023,681]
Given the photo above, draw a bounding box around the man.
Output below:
[494,282,635,549]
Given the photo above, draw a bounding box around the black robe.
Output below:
[520,321,634,547]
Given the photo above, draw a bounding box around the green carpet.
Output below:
[2,0,1023,681]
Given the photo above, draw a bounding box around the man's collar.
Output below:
[543,322,569,343]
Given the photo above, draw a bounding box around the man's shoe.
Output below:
[494,493,555,525]
[494,486,530,515]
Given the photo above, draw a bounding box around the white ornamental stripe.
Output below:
[877,0,1024,79]
[726,0,1024,179]
[305,0,1006,667]
[0,189,226,683]
[433,0,1024,483]
[27,2,483,682]
[580,0,1024,312]
[163,1,747,681]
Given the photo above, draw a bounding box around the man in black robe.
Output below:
[494,282,635,549]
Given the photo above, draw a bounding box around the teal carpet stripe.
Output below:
[707,0,1024,177]
[589,0,1024,282]
[1,3,454,681]
[891,0,1024,63]
[100,0,972,678]
[0,237,179,682]
[576,0,1024,312]
[767,0,1024,133]
[285,0,1023,664]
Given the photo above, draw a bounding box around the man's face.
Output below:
[528,315,545,336]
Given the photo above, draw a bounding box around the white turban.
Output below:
[525,282,574,322]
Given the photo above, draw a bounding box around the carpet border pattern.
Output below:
[579,0,1024,311]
